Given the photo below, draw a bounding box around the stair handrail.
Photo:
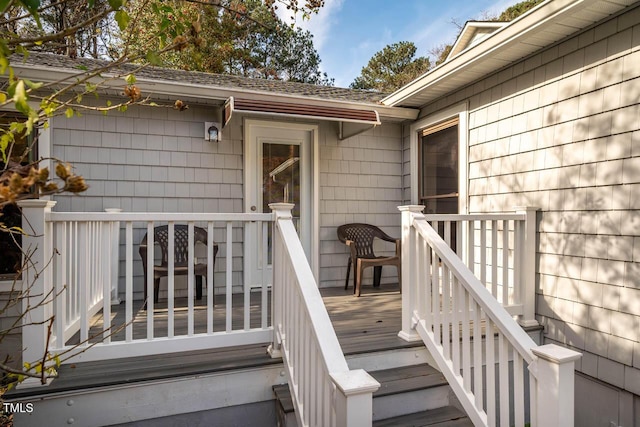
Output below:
[269,203,379,427]
[398,206,581,427]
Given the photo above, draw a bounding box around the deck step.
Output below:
[370,364,451,421]
[273,363,458,425]
[373,406,473,426]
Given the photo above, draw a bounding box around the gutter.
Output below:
[11,63,419,122]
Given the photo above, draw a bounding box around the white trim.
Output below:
[409,101,469,214]
[0,279,20,293]
[243,119,320,282]
[382,0,634,107]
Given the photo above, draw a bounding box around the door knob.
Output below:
[250,206,256,211]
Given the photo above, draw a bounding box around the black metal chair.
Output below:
[139,225,218,304]
[337,223,401,297]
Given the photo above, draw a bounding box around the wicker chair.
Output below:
[139,225,218,304]
[337,223,401,297]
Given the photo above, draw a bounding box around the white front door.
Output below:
[244,120,315,288]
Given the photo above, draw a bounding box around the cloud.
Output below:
[276,0,344,51]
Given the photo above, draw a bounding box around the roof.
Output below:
[383,0,637,108]
[446,21,507,61]
[13,52,386,104]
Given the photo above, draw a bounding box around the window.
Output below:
[419,117,459,215]
[0,115,38,279]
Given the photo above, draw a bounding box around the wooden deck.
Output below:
[10,284,418,399]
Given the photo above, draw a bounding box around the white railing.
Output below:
[399,206,581,427]
[19,201,274,365]
[269,203,379,427]
[422,206,538,327]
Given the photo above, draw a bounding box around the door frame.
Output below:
[244,118,320,281]
[410,101,469,214]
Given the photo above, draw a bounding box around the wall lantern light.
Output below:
[204,121,221,142]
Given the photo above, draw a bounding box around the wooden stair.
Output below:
[373,406,472,427]
[273,362,472,426]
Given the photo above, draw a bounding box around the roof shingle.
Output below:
[13,52,386,105]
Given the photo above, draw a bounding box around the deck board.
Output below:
[9,285,413,399]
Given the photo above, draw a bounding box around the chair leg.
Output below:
[373,266,382,288]
[344,257,352,290]
[154,278,160,304]
[143,271,148,306]
[196,276,203,300]
[355,260,363,297]
[397,264,402,294]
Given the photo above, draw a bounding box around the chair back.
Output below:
[140,225,208,268]
[336,223,383,258]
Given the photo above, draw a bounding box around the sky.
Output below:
[280,0,524,88]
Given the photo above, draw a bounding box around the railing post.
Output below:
[514,206,539,327]
[267,202,294,359]
[331,370,380,427]
[105,208,122,305]
[397,205,425,342]
[530,344,582,427]
[17,199,57,386]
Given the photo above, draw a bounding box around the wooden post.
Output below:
[267,203,294,359]
[514,206,539,327]
[530,344,581,426]
[331,369,380,427]
[397,205,425,342]
[105,208,122,305]
[17,199,56,387]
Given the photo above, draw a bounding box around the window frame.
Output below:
[410,101,469,214]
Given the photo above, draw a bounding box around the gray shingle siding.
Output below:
[419,4,640,403]
[50,101,403,295]
[319,123,403,288]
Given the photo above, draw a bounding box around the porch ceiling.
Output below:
[383,0,637,108]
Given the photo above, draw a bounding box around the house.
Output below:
[383,0,640,425]
[2,0,639,426]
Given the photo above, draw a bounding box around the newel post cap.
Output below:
[398,205,425,213]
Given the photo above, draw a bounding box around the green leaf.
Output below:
[0,133,11,163]
[0,92,6,103]
[22,78,43,90]
[25,110,38,135]
[115,10,130,30]
[12,80,31,116]
[124,74,136,85]
[106,100,112,107]
[76,65,88,71]
[65,108,74,118]
[87,0,95,7]
[6,80,16,98]
[108,0,123,10]
[0,56,8,75]
[146,51,162,66]
[118,105,128,113]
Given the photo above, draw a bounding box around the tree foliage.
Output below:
[124,0,332,85]
[350,41,430,93]
[496,0,543,21]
